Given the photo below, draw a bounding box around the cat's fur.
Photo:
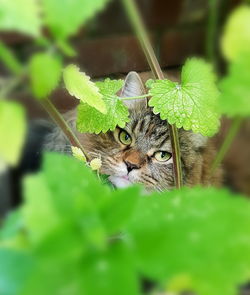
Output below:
[42,72,222,191]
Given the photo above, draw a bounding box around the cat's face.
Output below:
[81,72,207,191]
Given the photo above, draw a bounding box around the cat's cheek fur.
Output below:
[108,176,132,188]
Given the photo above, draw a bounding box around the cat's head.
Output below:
[81,72,207,191]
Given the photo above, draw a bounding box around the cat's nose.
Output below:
[124,161,140,173]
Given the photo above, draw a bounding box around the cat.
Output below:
[41,71,222,191]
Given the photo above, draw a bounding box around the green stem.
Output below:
[211,117,242,173]
[206,0,219,69]
[0,75,23,98]
[122,0,183,188]
[40,99,89,161]
[121,94,150,100]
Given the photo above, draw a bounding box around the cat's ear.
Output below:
[190,133,208,150]
[120,71,147,109]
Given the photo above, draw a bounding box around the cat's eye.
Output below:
[154,151,172,162]
[119,130,132,145]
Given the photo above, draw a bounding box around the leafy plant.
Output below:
[211,3,250,171]
[1,1,250,295]
[146,58,220,136]
[76,79,130,133]
[1,153,250,295]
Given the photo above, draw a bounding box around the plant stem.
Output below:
[121,94,150,100]
[211,117,242,173]
[206,0,219,69]
[40,99,89,161]
[122,0,183,188]
[0,75,23,98]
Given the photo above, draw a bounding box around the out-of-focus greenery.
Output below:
[221,5,250,62]
[29,53,62,99]
[0,0,41,37]
[219,4,250,119]
[219,52,250,117]
[146,58,220,137]
[1,153,250,295]
[0,0,110,40]
[0,0,112,167]
[0,101,26,166]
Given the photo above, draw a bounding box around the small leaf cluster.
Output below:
[1,153,250,295]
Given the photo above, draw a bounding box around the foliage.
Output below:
[219,52,250,117]
[1,153,250,295]
[0,100,26,166]
[63,64,106,113]
[42,0,111,40]
[0,0,41,37]
[221,5,250,62]
[29,53,62,99]
[77,79,130,133]
[127,187,250,295]
[0,0,111,41]
[146,58,220,137]
[0,42,22,75]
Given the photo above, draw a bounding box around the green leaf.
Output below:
[29,53,62,99]
[100,186,139,235]
[127,187,250,295]
[147,58,220,136]
[77,78,130,134]
[0,41,22,75]
[0,249,34,295]
[42,153,108,249]
[82,241,139,295]
[0,0,41,37]
[42,0,110,40]
[0,101,26,166]
[221,5,250,61]
[219,52,250,117]
[22,174,61,244]
[63,64,106,113]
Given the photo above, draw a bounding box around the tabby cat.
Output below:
[42,71,222,191]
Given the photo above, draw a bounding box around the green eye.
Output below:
[154,151,172,162]
[119,130,132,145]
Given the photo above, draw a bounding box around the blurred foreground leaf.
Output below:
[0,0,41,37]
[1,153,250,295]
[147,58,220,136]
[0,100,26,166]
[219,52,250,117]
[127,187,250,295]
[42,0,111,40]
[221,5,250,61]
[29,53,62,99]
[77,79,130,133]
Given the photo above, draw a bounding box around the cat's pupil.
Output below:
[125,134,129,140]
[161,152,166,158]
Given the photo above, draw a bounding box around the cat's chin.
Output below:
[108,175,133,188]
